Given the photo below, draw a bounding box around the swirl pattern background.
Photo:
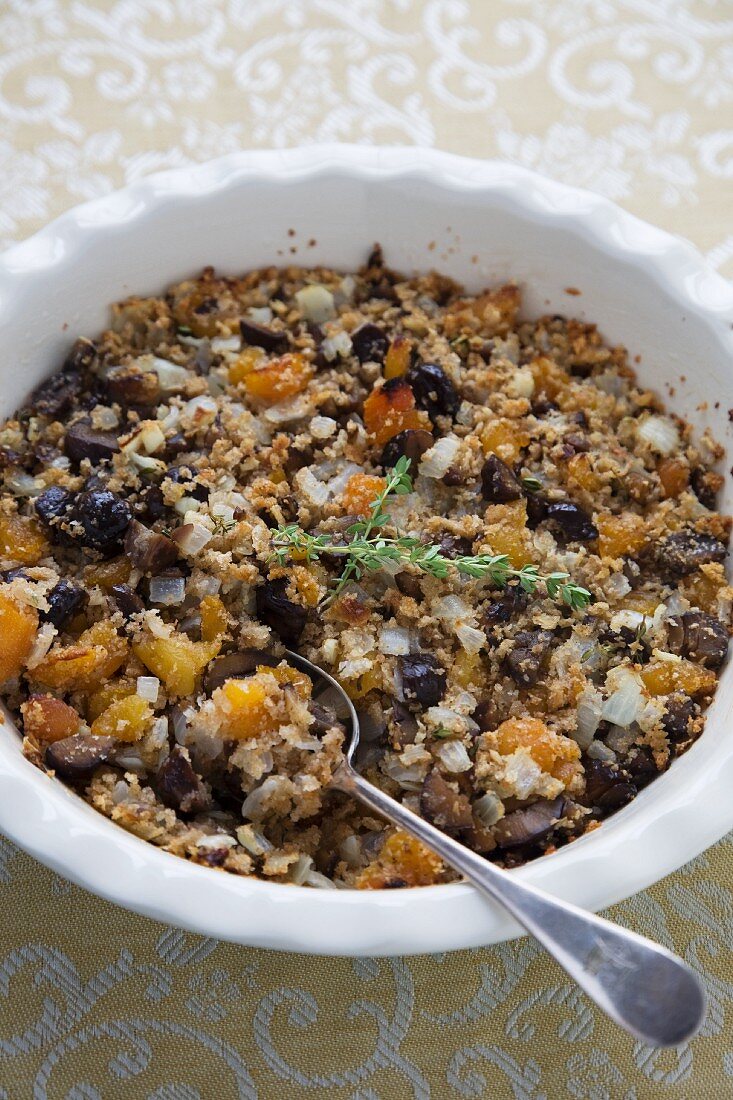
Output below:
[1,1,732,1095]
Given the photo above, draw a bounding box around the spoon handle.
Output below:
[335,764,705,1047]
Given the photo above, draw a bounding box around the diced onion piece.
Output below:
[456,623,486,654]
[433,594,471,621]
[637,415,680,456]
[242,776,286,821]
[172,522,213,555]
[174,496,202,516]
[196,834,237,851]
[141,422,166,454]
[310,416,337,439]
[236,824,273,855]
[136,675,160,702]
[473,791,504,827]
[263,395,312,425]
[507,368,535,399]
[247,307,272,325]
[575,686,603,748]
[436,740,472,772]
[295,467,329,506]
[378,625,411,655]
[420,435,460,479]
[602,667,644,728]
[295,284,336,323]
[147,356,191,393]
[306,870,338,889]
[289,854,314,885]
[210,336,240,353]
[6,472,44,497]
[149,575,186,606]
[587,740,616,763]
[321,329,352,361]
[131,452,165,473]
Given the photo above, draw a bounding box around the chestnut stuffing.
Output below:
[0,246,730,888]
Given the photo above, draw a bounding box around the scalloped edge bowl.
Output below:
[1,147,732,956]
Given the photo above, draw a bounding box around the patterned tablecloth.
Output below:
[1,3,732,1097]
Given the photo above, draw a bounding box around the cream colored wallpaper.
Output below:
[1,2,732,1097]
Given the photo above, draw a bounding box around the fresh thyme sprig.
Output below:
[270,456,592,611]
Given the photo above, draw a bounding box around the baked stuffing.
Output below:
[0,245,729,888]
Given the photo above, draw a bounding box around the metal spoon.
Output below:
[285,649,705,1047]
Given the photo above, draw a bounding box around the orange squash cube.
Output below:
[200,595,229,642]
[84,556,132,590]
[495,716,580,783]
[530,356,570,401]
[216,664,310,740]
[87,678,137,722]
[240,352,311,406]
[32,620,128,694]
[484,499,532,567]
[567,453,602,494]
[343,663,381,700]
[480,418,530,464]
[133,634,220,697]
[640,659,716,697]
[658,457,689,499]
[0,514,48,565]
[91,694,153,741]
[0,593,38,684]
[383,336,413,380]
[357,830,444,888]
[363,382,431,447]
[228,346,264,385]
[341,473,386,517]
[21,694,80,743]
[596,513,647,560]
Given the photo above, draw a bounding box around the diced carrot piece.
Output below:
[0,515,48,565]
[91,694,152,741]
[342,473,386,517]
[495,717,580,782]
[0,593,37,684]
[640,659,716,697]
[240,352,311,406]
[21,694,80,743]
[363,382,431,447]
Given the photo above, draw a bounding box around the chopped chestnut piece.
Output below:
[45,734,115,782]
[240,318,288,354]
[64,422,120,466]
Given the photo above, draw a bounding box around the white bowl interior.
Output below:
[0,148,732,954]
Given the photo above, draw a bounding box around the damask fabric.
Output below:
[0,1,732,1096]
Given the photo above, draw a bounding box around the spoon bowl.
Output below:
[285,649,706,1048]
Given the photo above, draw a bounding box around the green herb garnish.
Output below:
[270,456,591,611]
[521,475,543,493]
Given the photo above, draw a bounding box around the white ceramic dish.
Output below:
[1,146,732,956]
